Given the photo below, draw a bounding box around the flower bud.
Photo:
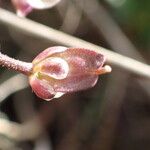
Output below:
[11,0,61,17]
[29,46,111,101]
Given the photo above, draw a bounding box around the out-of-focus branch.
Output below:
[75,0,145,61]
[0,8,149,78]
[0,102,57,141]
[0,117,43,141]
[0,74,28,103]
[58,0,83,34]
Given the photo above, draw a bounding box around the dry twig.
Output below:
[0,8,149,78]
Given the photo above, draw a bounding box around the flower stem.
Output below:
[0,52,33,75]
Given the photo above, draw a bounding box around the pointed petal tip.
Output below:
[104,65,112,73]
[94,65,112,75]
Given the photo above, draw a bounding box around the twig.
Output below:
[0,74,28,103]
[0,8,149,78]
[0,117,43,141]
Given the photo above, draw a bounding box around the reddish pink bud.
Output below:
[11,0,61,17]
[29,46,111,101]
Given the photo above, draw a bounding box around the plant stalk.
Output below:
[0,52,33,75]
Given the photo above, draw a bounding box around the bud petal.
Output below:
[27,0,61,9]
[29,74,55,100]
[12,0,61,17]
[33,46,67,64]
[34,57,69,80]
[11,0,33,17]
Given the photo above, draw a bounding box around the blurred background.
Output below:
[0,0,150,150]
